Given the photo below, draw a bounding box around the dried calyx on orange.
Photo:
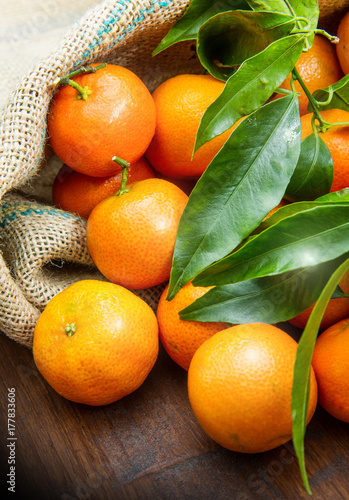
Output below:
[86,158,188,290]
[48,63,156,177]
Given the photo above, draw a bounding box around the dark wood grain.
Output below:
[1,324,349,500]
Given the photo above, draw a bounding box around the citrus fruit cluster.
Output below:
[33,14,349,461]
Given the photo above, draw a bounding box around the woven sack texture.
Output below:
[0,0,347,348]
[0,0,199,348]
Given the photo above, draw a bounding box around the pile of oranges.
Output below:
[32,18,349,457]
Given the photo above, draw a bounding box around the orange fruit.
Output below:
[47,63,156,177]
[52,156,155,219]
[312,317,349,423]
[86,178,188,290]
[336,11,349,74]
[145,74,236,179]
[33,280,159,406]
[188,323,318,453]
[157,282,227,370]
[289,271,349,331]
[276,35,343,116]
[300,108,349,192]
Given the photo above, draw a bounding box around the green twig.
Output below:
[292,67,326,126]
[315,87,334,107]
[314,29,339,44]
[113,156,130,196]
[292,68,349,135]
[53,62,107,100]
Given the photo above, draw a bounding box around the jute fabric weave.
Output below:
[0,0,197,347]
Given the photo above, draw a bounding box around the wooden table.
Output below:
[2,1,349,497]
[1,322,348,500]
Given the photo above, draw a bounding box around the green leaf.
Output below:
[245,0,319,31]
[316,188,349,202]
[292,256,349,494]
[310,73,349,112]
[193,202,349,287]
[285,132,333,201]
[197,10,297,81]
[167,94,301,300]
[195,34,305,151]
[179,255,348,323]
[250,190,349,237]
[152,0,250,56]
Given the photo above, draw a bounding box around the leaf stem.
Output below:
[113,156,130,196]
[315,87,334,107]
[53,63,107,86]
[314,29,339,44]
[53,62,107,100]
[292,16,311,31]
[292,67,327,127]
[66,80,92,101]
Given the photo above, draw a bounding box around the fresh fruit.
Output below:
[289,271,349,331]
[336,10,349,74]
[188,323,318,453]
[300,108,349,192]
[275,35,343,116]
[86,178,188,290]
[312,317,349,423]
[33,280,159,406]
[145,74,236,179]
[157,282,227,370]
[52,156,155,219]
[48,63,156,177]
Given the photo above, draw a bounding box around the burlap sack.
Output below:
[0,0,347,348]
[0,0,202,348]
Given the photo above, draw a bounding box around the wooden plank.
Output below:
[1,330,349,500]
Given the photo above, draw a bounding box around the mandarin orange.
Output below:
[145,74,236,179]
[312,317,349,422]
[276,35,343,116]
[48,63,156,177]
[157,282,227,370]
[336,10,349,74]
[188,323,318,453]
[86,178,188,290]
[289,271,349,331]
[33,280,159,406]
